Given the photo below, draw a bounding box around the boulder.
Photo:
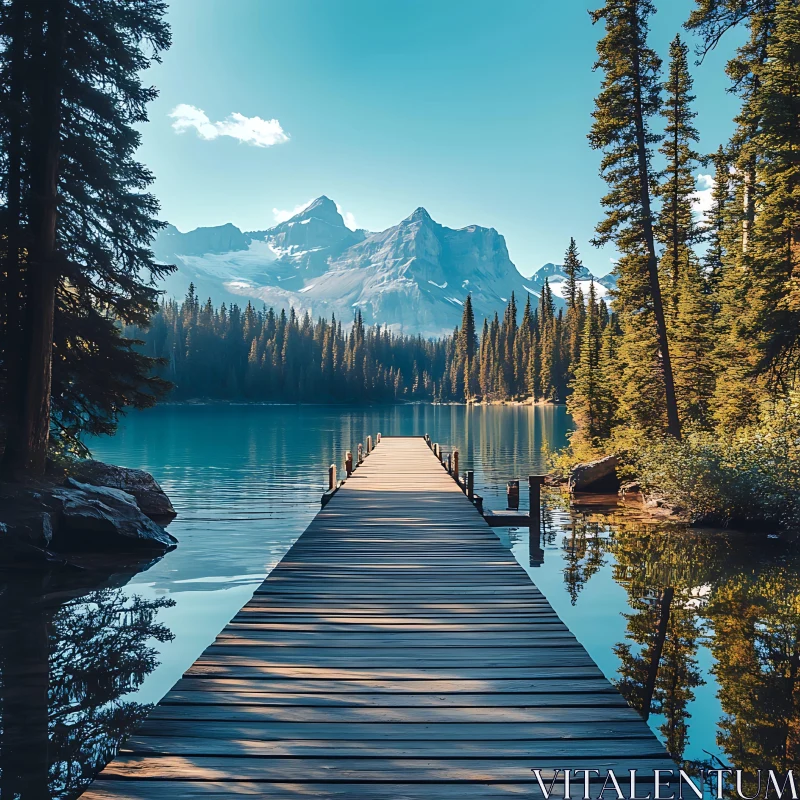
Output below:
[568,455,620,493]
[0,520,63,564]
[50,479,178,553]
[69,460,176,519]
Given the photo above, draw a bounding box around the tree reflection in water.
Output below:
[555,502,800,777]
[0,566,174,800]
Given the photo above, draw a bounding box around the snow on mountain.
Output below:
[153,198,614,338]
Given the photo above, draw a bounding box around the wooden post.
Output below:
[529,476,545,531]
[453,450,459,480]
[438,447,443,464]
[425,433,431,449]
[366,435,373,454]
[345,451,353,477]
[328,464,337,491]
[447,453,452,474]
[358,443,364,464]
[466,470,474,500]
[377,432,381,444]
[507,480,520,510]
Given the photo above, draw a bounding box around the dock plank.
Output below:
[82,436,673,799]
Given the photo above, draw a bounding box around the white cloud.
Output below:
[272,199,314,223]
[339,206,358,231]
[691,173,715,222]
[272,199,358,231]
[169,104,289,147]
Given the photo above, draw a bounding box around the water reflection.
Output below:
[0,562,173,799]
[521,499,800,775]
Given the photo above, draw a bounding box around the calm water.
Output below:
[0,403,797,797]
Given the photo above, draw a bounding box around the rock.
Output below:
[0,508,54,549]
[0,521,63,564]
[568,455,620,493]
[619,480,641,496]
[69,460,176,519]
[50,479,178,553]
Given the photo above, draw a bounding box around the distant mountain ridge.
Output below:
[154,196,615,338]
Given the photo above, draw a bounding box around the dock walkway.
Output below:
[84,436,674,799]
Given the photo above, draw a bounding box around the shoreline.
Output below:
[151,398,570,408]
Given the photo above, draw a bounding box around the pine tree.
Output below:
[568,282,613,447]
[671,261,716,424]
[563,237,582,310]
[563,239,585,388]
[1,0,173,472]
[703,146,733,302]
[457,295,478,398]
[656,34,702,314]
[589,0,681,439]
[743,0,800,388]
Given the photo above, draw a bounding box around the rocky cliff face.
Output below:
[154,197,615,338]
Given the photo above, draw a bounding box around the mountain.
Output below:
[524,262,616,304]
[153,197,615,338]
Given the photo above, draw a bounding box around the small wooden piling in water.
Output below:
[345,451,353,477]
[507,480,520,510]
[529,475,545,530]
[358,443,363,464]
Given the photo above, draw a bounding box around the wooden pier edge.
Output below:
[82,436,674,800]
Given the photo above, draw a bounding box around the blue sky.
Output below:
[140,0,741,277]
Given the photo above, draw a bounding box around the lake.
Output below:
[0,403,796,798]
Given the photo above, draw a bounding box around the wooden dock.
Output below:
[84,436,674,799]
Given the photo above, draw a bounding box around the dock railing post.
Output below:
[507,480,520,511]
[358,443,364,464]
[447,453,452,474]
[367,435,373,454]
[466,470,474,500]
[438,447,443,464]
[329,464,337,491]
[529,475,545,531]
[345,451,353,477]
[453,450,459,482]
[377,432,381,444]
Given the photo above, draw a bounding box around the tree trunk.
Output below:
[0,0,28,475]
[642,586,674,721]
[15,0,65,476]
[630,3,682,440]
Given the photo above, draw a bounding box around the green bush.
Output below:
[630,394,800,531]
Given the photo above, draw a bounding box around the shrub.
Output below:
[630,394,800,531]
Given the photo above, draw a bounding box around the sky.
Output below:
[139,0,743,278]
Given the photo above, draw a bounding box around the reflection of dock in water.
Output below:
[83,436,674,798]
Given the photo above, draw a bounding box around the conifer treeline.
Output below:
[132,260,606,405]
